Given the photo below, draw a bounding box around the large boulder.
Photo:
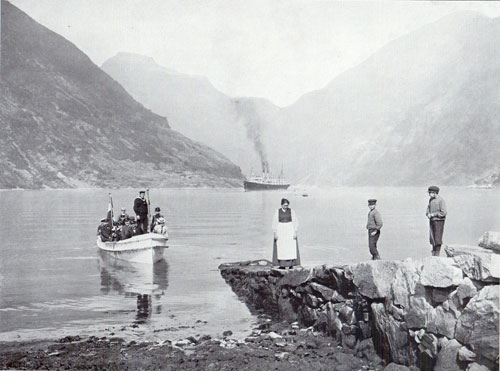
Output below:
[445,245,500,283]
[389,259,422,309]
[455,285,499,364]
[456,277,478,307]
[372,302,414,365]
[352,261,402,299]
[419,257,463,288]
[478,231,500,253]
[427,305,459,339]
[406,296,433,329]
[434,339,462,371]
[309,282,336,301]
[277,267,312,287]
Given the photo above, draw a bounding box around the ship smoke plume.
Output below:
[234,99,269,174]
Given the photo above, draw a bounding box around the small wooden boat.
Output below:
[96,233,168,264]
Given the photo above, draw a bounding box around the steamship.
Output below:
[243,167,290,191]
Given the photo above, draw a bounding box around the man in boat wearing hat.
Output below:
[150,207,168,235]
[115,208,129,225]
[366,199,383,260]
[426,186,447,256]
[133,190,149,234]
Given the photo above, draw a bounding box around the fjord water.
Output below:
[0,187,498,342]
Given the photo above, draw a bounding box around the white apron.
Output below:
[276,222,297,260]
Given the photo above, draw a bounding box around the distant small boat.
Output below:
[96,233,168,264]
[244,168,290,191]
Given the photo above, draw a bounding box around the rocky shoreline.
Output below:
[0,314,388,371]
[219,233,499,371]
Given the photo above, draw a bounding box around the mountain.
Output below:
[103,13,500,187]
[0,1,244,189]
[101,53,275,176]
[270,12,500,185]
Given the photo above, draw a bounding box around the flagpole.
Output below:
[109,193,114,228]
[146,188,151,233]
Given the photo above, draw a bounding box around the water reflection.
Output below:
[98,252,169,324]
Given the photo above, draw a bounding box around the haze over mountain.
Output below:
[0,1,244,189]
[269,12,500,186]
[104,12,500,186]
[102,53,265,176]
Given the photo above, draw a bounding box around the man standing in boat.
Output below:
[272,198,300,269]
[426,186,447,256]
[133,190,149,234]
[366,199,383,260]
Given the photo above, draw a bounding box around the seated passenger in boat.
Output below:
[121,218,135,240]
[128,216,139,236]
[115,208,129,225]
[97,219,112,242]
[111,224,121,241]
[151,207,168,236]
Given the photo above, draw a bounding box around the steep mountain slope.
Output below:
[271,12,500,185]
[101,53,266,176]
[0,1,244,188]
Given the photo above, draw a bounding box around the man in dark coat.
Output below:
[133,191,149,234]
[120,218,134,240]
[97,219,111,242]
[115,208,129,225]
[366,199,383,260]
[426,186,447,256]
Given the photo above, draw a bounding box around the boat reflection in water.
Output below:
[98,251,169,324]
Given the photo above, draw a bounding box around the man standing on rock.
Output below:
[134,190,149,234]
[366,199,383,260]
[426,186,447,256]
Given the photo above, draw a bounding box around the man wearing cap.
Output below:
[133,191,149,234]
[115,208,129,225]
[366,199,383,260]
[426,186,447,256]
[150,207,164,232]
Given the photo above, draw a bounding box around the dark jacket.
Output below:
[121,224,134,240]
[134,197,149,216]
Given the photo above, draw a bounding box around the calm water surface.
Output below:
[0,187,498,342]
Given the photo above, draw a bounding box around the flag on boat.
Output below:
[107,194,114,223]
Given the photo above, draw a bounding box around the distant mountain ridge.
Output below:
[103,12,500,186]
[0,1,244,188]
[102,52,274,176]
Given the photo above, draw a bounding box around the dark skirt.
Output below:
[272,239,301,267]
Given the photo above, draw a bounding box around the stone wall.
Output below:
[219,241,499,370]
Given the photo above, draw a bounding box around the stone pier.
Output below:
[219,235,499,370]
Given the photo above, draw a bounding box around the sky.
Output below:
[8,0,500,106]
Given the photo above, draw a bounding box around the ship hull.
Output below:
[244,181,290,191]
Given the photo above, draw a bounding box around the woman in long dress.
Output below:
[272,198,300,269]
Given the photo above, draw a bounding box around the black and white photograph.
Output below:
[1,0,499,369]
